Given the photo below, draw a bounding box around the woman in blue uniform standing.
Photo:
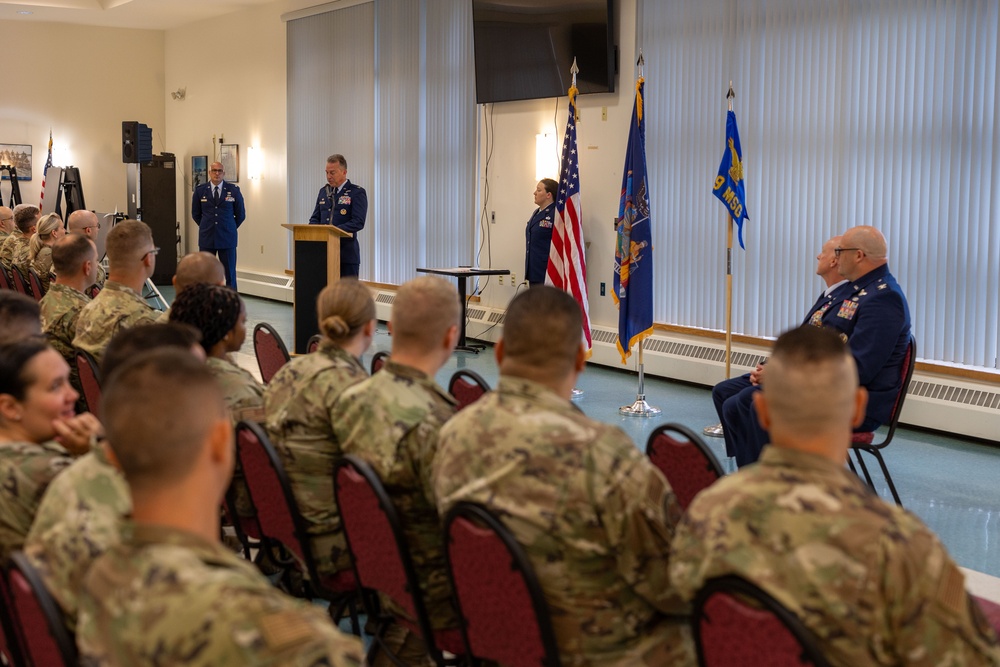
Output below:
[525,178,558,286]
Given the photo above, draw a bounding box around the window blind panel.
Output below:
[424,0,477,269]
[640,0,1000,368]
[286,5,375,274]
[374,0,423,283]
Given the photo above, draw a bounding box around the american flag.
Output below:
[546,86,592,352]
[39,129,53,212]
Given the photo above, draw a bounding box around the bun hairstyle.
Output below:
[316,278,375,345]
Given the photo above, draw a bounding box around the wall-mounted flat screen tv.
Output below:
[472,0,616,104]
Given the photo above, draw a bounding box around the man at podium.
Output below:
[309,154,367,277]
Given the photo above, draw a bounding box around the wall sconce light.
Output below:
[535,133,558,182]
[171,88,186,101]
[247,146,262,180]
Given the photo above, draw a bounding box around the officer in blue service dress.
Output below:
[309,154,367,278]
[715,226,911,467]
[191,161,246,289]
[525,178,558,286]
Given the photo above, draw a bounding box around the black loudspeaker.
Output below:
[122,121,153,164]
[139,154,178,284]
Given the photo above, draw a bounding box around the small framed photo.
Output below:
[0,144,32,181]
[191,155,208,191]
[219,144,239,183]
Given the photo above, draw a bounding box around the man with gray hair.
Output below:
[671,325,999,665]
[309,154,367,277]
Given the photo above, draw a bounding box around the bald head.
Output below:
[0,206,13,233]
[173,252,225,293]
[755,326,866,459]
[68,210,100,240]
[390,276,460,354]
[837,226,888,282]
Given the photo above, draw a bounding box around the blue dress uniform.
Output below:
[524,202,556,285]
[309,179,367,277]
[192,181,246,288]
[713,266,911,466]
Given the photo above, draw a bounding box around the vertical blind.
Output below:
[639,0,1000,369]
[287,0,476,285]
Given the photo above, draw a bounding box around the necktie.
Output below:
[213,186,220,205]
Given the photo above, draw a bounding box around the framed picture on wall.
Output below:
[219,144,239,183]
[191,155,208,191]
[0,144,32,180]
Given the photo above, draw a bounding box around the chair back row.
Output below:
[0,552,78,666]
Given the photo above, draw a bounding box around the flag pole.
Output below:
[619,51,660,418]
[704,82,736,438]
[569,56,584,401]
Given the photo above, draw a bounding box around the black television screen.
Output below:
[472,0,616,104]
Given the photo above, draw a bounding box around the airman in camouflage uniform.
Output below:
[671,446,1000,666]
[434,375,693,666]
[333,359,459,627]
[40,281,91,409]
[77,523,364,666]
[73,281,158,362]
[434,285,693,666]
[24,443,129,630]
[264,344,368,578]
[31,244,55,293]
[0,227,27,271]
[77,348,363,666]
[332,275,462,665]
[671,325,1000,667]
[0,440,74,561]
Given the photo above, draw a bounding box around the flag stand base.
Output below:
[703,423,725,438]
[619,395,661,418]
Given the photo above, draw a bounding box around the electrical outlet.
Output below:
[490,211,496,224]
[600,282,606,296]
[498,275,503,285]
[510,272,516,284]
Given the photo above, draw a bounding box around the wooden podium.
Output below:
[282,224,351,354]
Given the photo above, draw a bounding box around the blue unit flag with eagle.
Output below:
[713,110,750,248]
[613,77,654,364]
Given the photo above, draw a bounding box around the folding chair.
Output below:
[75,350,103,415]
[307,333,323,353]
[850,335,916,506]
[0,573,24,667]
[646,423,725,510]
[234,421,361,634]
[9,268,30,297]
[693,575,831,667]
[5,552,78,667]
[27,268,46,300]
[370,350,390,375]
[445,502,560,667]
[334,455,465,666]
[973,595,1000,635]
[0,265,12,290]
[447,369,491,411]
[253,322,291,383]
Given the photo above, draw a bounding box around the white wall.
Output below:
[475,0,638,331]
[164,2,296,274]
[0,21,164,214]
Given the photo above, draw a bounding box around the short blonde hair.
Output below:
[390,276,459,352]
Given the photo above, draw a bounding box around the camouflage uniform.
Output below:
[264,344,367,578]
[0,440,74,562]
[40,282,92,411]
[73,280,159,363]
[31,245,54,293]
[433,376,693,666]
[77,523,364,666]
[11,236,32,282]
[332,360,460,633]
[24,444,129,630]
[205,355,264,520]
[670,446,1000,667]
[0,228,27,271]
[207,356,266,424]
[0,228,8,244]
